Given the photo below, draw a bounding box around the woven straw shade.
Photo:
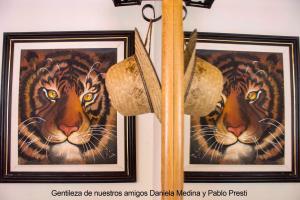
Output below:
[106,29,161,121]
[184,30,223,116]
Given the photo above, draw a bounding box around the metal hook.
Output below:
[142,4,188,22]
[183,6,188,20]
[142,4,161,22]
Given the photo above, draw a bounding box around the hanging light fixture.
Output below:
[112,0,142,7]
[184,0,214,8]
[112,0,215,8]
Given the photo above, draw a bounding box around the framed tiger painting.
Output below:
[0,31,136,182]
[184,32,300,182]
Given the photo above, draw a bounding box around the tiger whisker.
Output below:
[85,141,96,164]
[87,137,105,160]
[33,136,51,156]
[19,120,43,130]
[19,132,35,150]
[191,133,215,139]
[92,134,115,139]
[191,130,216,133]
[210,141,220,162]
[79,135,93,157]
[261,122,285,135]
[90,135,109,157]
[265,138,283,154]
[201,141,218,161]
[192,129,227,136]
[216,139,225,160]
[191,128,217,132]
[46,136,53,159]
[259,118,283,126]
[210,131,228,137]
[24,136,47,155]
[240,135,257,143]
[92,136,110,150]
[198,126,217,129]
[192,133,228,142]
[79,131,115,140]
[192,124,216,126]
[90,124,116,127]
[191,131,217,135]
[90,128,117,133]
[198,135,216,144]
[18,121,44,142]
[93,129,117,136]
[79,129,115,135]
[259,118,284,134]
[83,133,113,141]
[193,129,216,133]
[92,132,116,137]
[78,137,88,159]
[191,125,217,128]
[192,128,217,131]
[253,138,259,159]
[91,129,115,132]
[254,138,271,155]
[19,117,46,126]
[212,139,224,161]
[90,127,116,131]
[268,132,284,150]
[90,126,117,131]
[192,133,222,138]
[20,136,37,153]
[25,137,40,147]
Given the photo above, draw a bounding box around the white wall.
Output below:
[1,0,300,200]
[0,0,159,200]
[183,0,300,200]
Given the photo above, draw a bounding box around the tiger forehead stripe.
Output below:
[45,51,94,68]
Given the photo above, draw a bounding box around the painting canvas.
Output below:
[184,32,300,182]
[0,31,136,182]
[18,48,118,165]
[190,50,285,165]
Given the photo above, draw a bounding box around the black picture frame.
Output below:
[184,32,300,182]
[0,31,136,183]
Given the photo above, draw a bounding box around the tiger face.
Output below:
[18,50,117,164]
[191,51,284,164]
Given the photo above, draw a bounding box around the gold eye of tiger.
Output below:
[83,93,94,102]
[246,91,260,102]
[47,90,58,100]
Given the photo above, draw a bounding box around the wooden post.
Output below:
[161,0,184,199]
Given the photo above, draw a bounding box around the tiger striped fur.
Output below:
[18,50,117,164]
[190,50,285,165]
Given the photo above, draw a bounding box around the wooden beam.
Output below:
[161,0,184,199]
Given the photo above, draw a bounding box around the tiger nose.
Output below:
[227,125,246,137]
[59,124,79,137]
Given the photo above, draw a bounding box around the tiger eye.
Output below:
[83,93,94,102]
[247,91,258,101]
[47,90,58,100]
